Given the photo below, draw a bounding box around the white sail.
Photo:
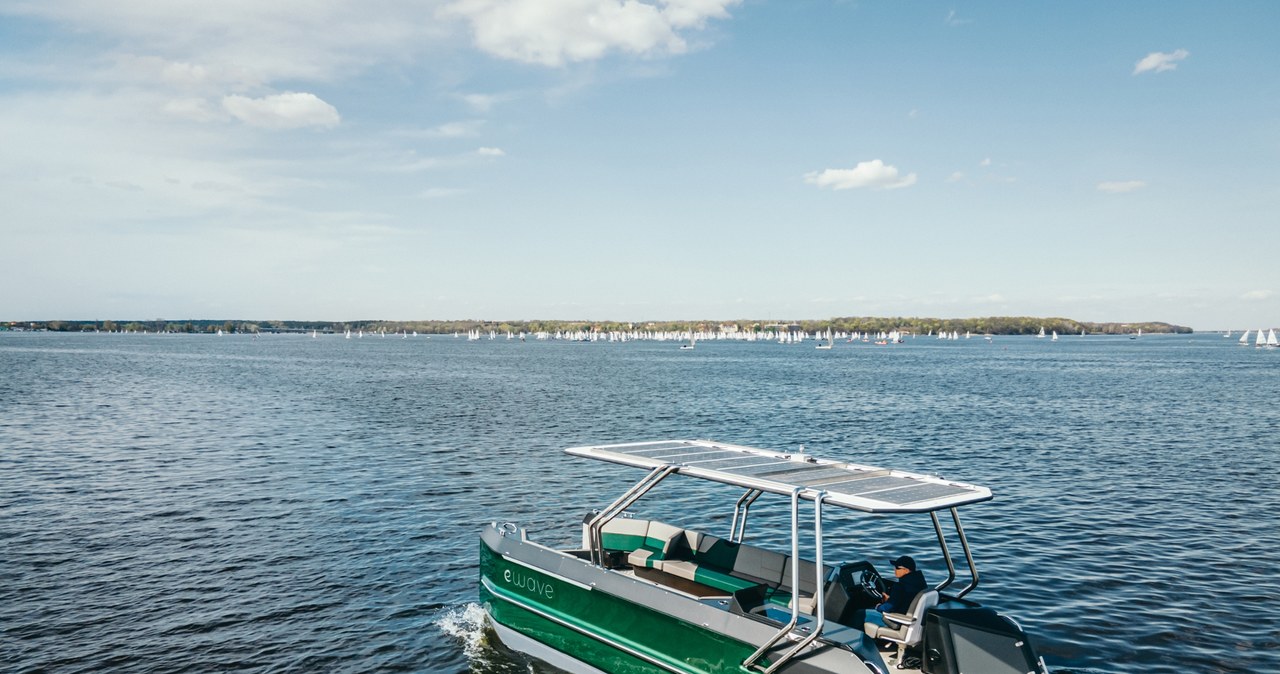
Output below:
[1037,327,1045,338]
[1257,329,1266,347]
[1051,331,1058,341]
[1268,329,1279,347]
[1239,330,1250,344]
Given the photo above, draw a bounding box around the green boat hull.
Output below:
[480,539,763,674]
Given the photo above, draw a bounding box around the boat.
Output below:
[1050,331,1058,342]
[680,334,696,350]
[1239,330,1250,346]
[1257,329,1267,348]
[479,439,1050,674]
[1036,327,1045,339]
[815,330,833,350]
[1268,329,1278,348]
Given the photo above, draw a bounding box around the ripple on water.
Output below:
[2,333,1279,673]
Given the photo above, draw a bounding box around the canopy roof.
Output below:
[565,439,992,513]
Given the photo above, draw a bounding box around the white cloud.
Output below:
[978,157,991,167]
[476,146,505,156]
[459,92,504,113]
[1097,180,1147,194]
[945,171,966,183]
[1134,49,1189,75]
[804,159,917,191]
[442,0,740,67]
[419,187,467,199]
[9,2,450,86]
[1241,289,1273,301]
[162,97,224,123]
[427,120,485,138]
[222,92,340,129]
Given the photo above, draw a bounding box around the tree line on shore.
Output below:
[3,316,1193,335]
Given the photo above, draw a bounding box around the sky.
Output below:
[1,1,1277,329]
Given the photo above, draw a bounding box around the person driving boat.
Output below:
[876,555,926,614]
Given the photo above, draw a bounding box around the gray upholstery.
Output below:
[864,589,939,668]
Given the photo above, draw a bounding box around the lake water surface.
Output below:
[2,332,1277,673]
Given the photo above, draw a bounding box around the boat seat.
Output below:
[864,590,939,668]
[590,517,691,570]
[659,560,759,594]
[594,518,827,607]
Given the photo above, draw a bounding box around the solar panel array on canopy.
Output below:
[565,439,992,513]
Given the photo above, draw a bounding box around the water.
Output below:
[2,332,1277,674]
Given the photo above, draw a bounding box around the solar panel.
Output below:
[564,439,992,513]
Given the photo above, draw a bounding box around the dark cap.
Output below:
[890,555,916,571]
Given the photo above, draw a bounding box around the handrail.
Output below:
[742,487,803,670]
[930,510,957,591]
[951,507,980,598]
[586,465,677,565]
[761,491,827,674]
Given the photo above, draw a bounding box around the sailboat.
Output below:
[1239,330,1250,345]
[1267,329,1278,348]
[1051,331,1058,342]
[1256,329,1267,348]
[679,334,696,350]
[815,330,833,350]
[1037,327,1045,339]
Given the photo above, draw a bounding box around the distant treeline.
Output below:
[4,316,1193,335]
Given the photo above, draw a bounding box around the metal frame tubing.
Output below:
[761,491,827,674]
[951,508,981,598]
[742,488,803,670]
[586,465,677,566]
[930,511,958,591]
[730,489,763,543]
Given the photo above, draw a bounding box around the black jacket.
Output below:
[884,569,927,613]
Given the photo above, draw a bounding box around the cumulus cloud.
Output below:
[1134,49,1189,75]
[221,92,340,129]
[804,159,917,191]
[1097,180,1146,194]
[442,0,740,66]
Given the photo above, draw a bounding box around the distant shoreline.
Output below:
[2,316,1194,335]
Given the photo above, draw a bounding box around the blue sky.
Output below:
[1,1,1276,329]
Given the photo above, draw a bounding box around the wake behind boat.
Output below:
[479,439,1048,674]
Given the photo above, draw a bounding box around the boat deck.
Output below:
[613,562,924,672]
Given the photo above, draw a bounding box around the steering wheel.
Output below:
[858,567,887,605]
